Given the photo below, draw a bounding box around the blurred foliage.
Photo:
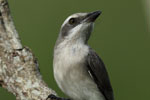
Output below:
[0,0,149,100]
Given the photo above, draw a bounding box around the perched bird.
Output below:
[49,11,114,100]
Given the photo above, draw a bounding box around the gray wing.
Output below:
[87,48,114,100]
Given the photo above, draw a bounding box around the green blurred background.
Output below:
[0,0,150,100]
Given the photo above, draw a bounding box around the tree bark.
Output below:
[0,0,56,100]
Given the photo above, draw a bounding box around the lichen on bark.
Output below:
[0,0,55,100]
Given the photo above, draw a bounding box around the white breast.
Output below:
[53,42,89,83]
[53,42,105,100]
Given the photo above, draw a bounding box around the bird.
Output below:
[48,11,114,100]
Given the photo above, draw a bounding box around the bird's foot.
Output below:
[46,94,71,100]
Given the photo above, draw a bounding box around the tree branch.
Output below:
[0,0,56,100]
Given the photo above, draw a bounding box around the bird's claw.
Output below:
[46,94,71,100]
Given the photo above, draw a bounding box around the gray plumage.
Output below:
[87,48,114,100]
[53,11,114,100]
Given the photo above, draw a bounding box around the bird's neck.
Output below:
[54,39,89,56]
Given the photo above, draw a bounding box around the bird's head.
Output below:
[56,11,101,45]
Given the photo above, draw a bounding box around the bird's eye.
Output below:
[69,18,76,25]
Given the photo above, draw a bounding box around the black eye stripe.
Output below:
[69,18,76,24]
[68,17,84,25]
[60,16,85,38]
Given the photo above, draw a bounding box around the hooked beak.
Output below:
[84,11,102,22]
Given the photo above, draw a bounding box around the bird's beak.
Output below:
[84,11,102,22]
